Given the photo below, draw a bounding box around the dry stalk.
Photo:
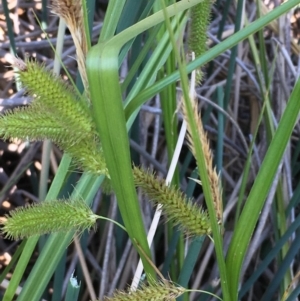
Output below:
[51,0,89,99]
[181,99,223,223]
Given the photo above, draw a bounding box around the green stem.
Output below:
[87,0,205,282]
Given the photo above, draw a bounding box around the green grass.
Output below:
[1,0,300,300]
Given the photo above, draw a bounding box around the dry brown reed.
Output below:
[51,0,89,98]
[181,98,223,224]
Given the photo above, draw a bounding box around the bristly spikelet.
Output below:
[182,100,223,224]
[5,58,109,177]
[188,0,213,82]
[66,139,109,177]
[0,103,80,144]
[0,105,108,177]
[133,166,211,236]
[0,199,98,240]
[101,280,186,301]
[15,59,94,137]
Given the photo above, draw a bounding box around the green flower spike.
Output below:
[133,166,212,236]
[101,280,186,301]
[66,139,109,176]
[0,58,109,176]
[14,58,94,137]
[188,0,213,82]
[0,103,77,144]
[0,103,108,176]
[1,199,98,240]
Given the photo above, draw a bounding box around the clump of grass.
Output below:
[1,57,213,240]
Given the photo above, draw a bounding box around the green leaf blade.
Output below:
[86,43,156,280]
[226,78,300,298]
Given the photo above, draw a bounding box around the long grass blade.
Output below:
[226,78,300,298]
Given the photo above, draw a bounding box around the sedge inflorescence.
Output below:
[1,58,109,176]
[1,199,98,240]
[188,0,213,83]
[133,166,212,236]
[100,280,186,301]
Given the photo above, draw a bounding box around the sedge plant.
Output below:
[0,54,212,272]
[1,0,300,300]
[1,1,214,299]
